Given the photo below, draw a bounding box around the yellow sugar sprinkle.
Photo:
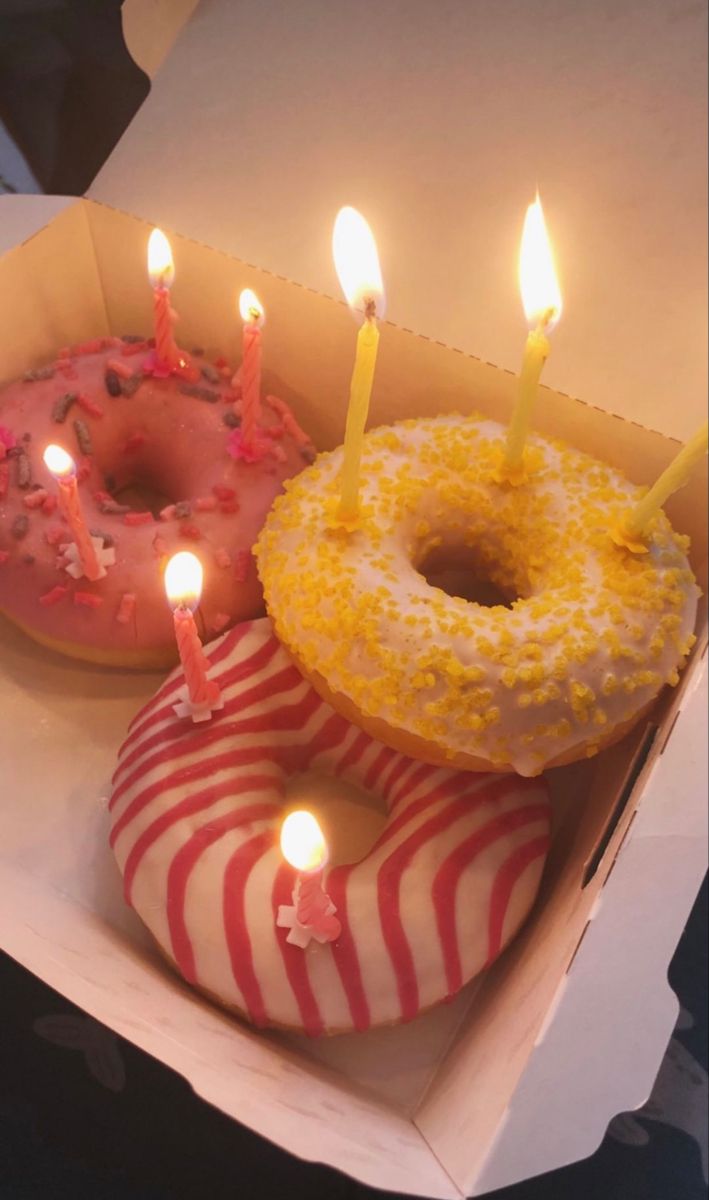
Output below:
[256,413,697,763]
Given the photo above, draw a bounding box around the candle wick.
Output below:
[364,297,377,321]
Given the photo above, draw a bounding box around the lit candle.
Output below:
[236,289,264,451]
[147,228,182,372]
[43,444,102,581]
[276,811,341,948]
[164,551,222,719]
[332,207,385,521]
[498,194,562,483]
[612,421,708,552]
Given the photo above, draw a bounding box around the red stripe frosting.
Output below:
[110,618,551,1035]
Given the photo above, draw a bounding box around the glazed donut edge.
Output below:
[110,618,552,1036]
[256,414,699,777]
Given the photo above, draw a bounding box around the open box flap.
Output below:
[458,655,708,1196]
[0,201,110,380]
[0,195,77,257]
[120,0,199,81]
[89,0,707,437]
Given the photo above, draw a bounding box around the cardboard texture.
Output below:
[91,0,707,439]
[121,0,200,81]
[0,198,706,1197]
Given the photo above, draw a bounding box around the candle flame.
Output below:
[148,228,175,289]
[164,551,203,612]
[239,288,265,324]
[43,443,76,479]
[519,194,562,332]
[332,206,385,319]
[280,811,328,873]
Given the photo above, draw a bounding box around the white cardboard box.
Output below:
[1,3,707,1194]
[0,198,706,1199]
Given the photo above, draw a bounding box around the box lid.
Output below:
[91,0,707,437]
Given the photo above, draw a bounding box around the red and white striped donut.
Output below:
[110,619,551,1036]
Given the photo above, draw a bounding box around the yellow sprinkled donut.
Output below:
[256,415,699,777]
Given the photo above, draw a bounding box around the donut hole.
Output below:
[104,471,175,518]
[416,544,519,608]
[284,772,388,867]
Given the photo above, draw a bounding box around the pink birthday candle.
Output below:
[164,551,221,708]
[237,289,264,450]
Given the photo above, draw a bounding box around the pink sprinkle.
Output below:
[0,550,9,565]
[152,534,167,557]
[211,612,231,633]
[42,494,58,516]
[77,392,104,418]
[56,362,78,380]
[23,489,48,509]
[194,495,218,512]
[214,547,231,569]
[220,500,239,515]
[0,425,16,451]
[175,359,201,385]
[212,484,236,501]
[74,591,103,608]
[215,356,229,370]
[39,585,68,607]
[179,522,201,540]
[116,593,136,624]
[0,463,8,499]
[73,338,103,356]
[124,432,147,454]
[123,511,153,526]
[106,357,134,380]
[159,504,176,521]
[234,550,251,582]
[227,428,271,464]
[120,340,148,357]
[265,394,311,446]
[45,526,65,546]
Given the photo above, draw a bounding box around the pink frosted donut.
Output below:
[0,338,313,667]
[109,618,551,1035]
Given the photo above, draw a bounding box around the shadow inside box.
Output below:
[0,609,165,697]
